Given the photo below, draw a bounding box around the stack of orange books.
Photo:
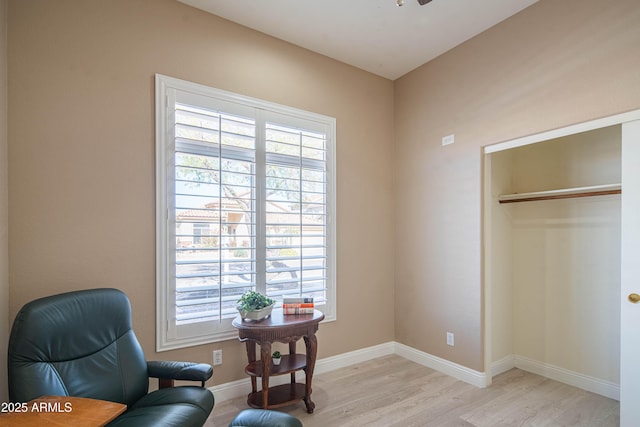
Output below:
[282,297,314,314]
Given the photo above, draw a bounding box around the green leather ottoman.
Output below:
[229,409,303,427]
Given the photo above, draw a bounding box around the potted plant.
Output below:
[272,351,281,366]
[236,291,275,321]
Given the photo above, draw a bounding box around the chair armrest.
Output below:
[147,361,213,388]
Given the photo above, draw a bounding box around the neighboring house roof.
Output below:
[177,198,324,224]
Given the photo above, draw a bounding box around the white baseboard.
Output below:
[314,341,396,376]
[491,354,515,377]
[209,377,251,403]
[513,355,620,401]
[212,343,620,403]
[210,341,396,402]
[394,343,489,388]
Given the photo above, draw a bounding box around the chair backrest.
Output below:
[8,288,149,406]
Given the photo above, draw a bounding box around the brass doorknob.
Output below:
[629,293,640,304]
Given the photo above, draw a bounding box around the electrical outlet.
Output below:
[213,349,223,365]
[446,332,454,346]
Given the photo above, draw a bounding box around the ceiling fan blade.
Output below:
[417,0,433,5]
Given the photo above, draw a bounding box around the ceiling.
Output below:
[177,0,539,80]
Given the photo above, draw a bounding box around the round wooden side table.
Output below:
[232,309,324,413]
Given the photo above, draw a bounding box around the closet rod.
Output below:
[498,184,621,204]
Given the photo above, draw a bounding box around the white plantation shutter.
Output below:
[174,103,257,325]
[156,75,336,350]
[264,119,328,304]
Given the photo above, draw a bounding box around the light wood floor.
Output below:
[206,355,619,426]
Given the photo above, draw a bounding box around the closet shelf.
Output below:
[498,183,621,204]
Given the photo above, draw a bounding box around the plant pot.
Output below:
[272,358,281,366]
[237,303,274,321]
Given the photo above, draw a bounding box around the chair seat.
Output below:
[107,386,214,427]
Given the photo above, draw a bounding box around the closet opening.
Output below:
[483,124,622,400]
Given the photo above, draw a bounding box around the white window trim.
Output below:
[155,74,337,351]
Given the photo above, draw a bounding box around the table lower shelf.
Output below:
[247,382,307,410]
[245,354,307,377]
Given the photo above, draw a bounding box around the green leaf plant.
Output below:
[236,291,275,312]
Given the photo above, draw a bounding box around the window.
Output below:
[156,75,336,350]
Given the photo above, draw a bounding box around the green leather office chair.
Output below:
[8,288,214,427]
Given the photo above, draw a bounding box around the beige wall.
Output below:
[0,0,8,403]
[485,150,514,366]
[394,0,640,371]
[7,0,395,386]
